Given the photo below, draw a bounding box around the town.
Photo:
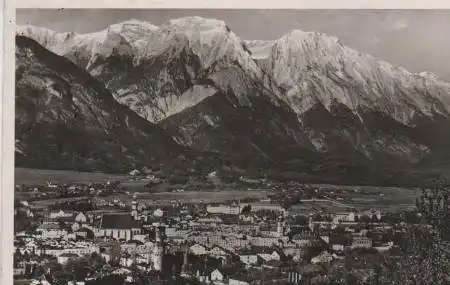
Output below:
[13,172,429,285]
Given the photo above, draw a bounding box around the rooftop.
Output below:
[100,214,141,229]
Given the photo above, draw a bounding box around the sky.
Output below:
[16,9,450,81]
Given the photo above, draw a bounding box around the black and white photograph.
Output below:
[7,7,450,285]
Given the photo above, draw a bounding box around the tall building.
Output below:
[152,226,165,272]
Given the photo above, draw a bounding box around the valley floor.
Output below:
[14,168,419,212]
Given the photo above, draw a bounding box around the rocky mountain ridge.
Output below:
[15,18,450,185]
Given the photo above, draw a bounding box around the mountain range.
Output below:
[15,17,450,186]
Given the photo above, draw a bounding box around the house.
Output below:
[333,212,355,223]
[121,239,146,254]
[270,250,283,261]
[196,267,213,283]
[63,244,100,256]
[37,222,68,239]
[239,254,259,265]
[320,235,330,244]
[75,228,95,239]
[207,171,220,184]
[50,210,73,219]
[195,263,232,284]
[211,269,225,282]
[332,243,345,252]
[67,185,81,191]
[197,217,223,226]
[291,235,318,247]
[311,251,333,264]
[119,254,134,267]
[207,205,241,215]
[67,282,85,285]
[330,235,352,252]
[47,181,59,189]
[165,227,192,238]
[153,209,164,217]
[248,236,289,247]
[229,275,254,285]
[359,209,382,221]
[257,250,282,263]
[351,237,373,249]
[71,222,81,232]
[190,243,209,255]
[374,241,394,252]
[29,279,52,285]
[248,203,286,214]
[57,253,79,265]
[99,214,142,241]
[282,247,307,262]
[16,208,35,218]
[129,169,141,176]
[112,268,132,276]
[208,245,230,258]
[75,212,87,223]
[257,253,272,262]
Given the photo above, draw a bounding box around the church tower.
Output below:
[152,226,164,272]
[309,214,314,231]
[276,215,284,237]
[181,244,189,276]
[131,193,138,220]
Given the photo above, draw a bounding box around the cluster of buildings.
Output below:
[14,183,407,285]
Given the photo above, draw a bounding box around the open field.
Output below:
[28,197,90,209]
[15,168,129,184]
[317,185,419,212]
[110,190,270,204]
[342,186,419,212]
[26,191,269,208]
[15,168,420,211]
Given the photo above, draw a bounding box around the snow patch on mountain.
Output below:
[244,40,276,59]
[114,85,217,122]
[163,85,218,118]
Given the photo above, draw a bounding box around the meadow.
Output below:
[15,168,419,211]
[15,168,128,184]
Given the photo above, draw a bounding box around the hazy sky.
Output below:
[16,9,450,80]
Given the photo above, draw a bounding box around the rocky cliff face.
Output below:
[15,35,183,172]
[18,17,283,122]
[246,31,450,165]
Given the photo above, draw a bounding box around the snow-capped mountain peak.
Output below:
[16,19,159,67]
[108,18,159,33]
[143,17,246,68]
[17,18,450,126]
[16,25,74,55]
[252,28,450,125]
